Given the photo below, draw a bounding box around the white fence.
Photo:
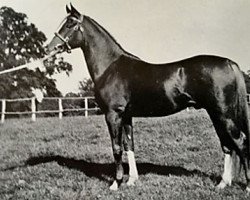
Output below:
[1,94,250,124]
[0,96,99,123]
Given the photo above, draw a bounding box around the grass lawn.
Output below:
[0,109,249,199]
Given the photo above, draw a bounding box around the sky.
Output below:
[1,0,250,95]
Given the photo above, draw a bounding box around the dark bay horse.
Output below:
[46,4,250,191]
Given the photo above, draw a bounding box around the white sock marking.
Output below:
[109,180,118,191]
[127,150,138,185]
[218,154,232,189]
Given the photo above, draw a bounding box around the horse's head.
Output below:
[46,4,84,55]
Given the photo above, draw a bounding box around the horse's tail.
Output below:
[231,61,250,170]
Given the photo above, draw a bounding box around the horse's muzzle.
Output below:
[44,44,67,57]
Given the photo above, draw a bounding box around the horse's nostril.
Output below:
[44,46,48,53]
[44,46,51,55]
[43,45,62,55]
[55,45,62,50]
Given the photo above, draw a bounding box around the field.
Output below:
[0,109,250,200]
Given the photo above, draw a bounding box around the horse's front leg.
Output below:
[123,116,138,186]
[105,111,123,190]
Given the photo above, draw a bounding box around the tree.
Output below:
[0,6,72,98]
[61,79,100,116]
[79,78,94,97]
[0,6,72,113]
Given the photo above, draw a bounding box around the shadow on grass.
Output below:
[10,155,221,184]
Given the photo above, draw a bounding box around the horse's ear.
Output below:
[70,3,80,17]
[66,4,71,14]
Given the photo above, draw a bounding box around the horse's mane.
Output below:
[84,16,140,60]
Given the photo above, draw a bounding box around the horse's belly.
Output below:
[129,87,197,117]
[130,98,185,117]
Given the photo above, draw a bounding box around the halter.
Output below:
[54,15,84,53]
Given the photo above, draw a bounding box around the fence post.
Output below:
[84,97,88,117]
[58,98,63,119]
[1,99,6,124]
[31,97,36,122]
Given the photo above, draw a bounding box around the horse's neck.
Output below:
[81,17,124,82]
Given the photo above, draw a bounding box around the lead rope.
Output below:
[0,50,60,75]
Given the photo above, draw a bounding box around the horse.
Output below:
[46,4,250,191]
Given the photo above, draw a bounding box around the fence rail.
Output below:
[1,94,250,124]
[0,96,99,123]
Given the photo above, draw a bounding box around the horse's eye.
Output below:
[65,19,75,28]
[67,18,73,23]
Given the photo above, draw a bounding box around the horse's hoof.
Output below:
[216,181,227,189]
[126,177,138,186]
[126,180,135,186]
[109,181,118,191]
[127,181,135,186]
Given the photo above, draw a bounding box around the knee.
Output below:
[106,112,120,125]
[113,144,122,155]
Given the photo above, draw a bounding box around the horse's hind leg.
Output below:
[123,116,138,186]
[243,153,250,192]
[241,135,250,192]
[207,112,245,189]
[105,111,124,190]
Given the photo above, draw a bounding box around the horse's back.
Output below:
[96,54,246,118]
[127,55,242,116]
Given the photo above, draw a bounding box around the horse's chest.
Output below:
[96,78,130,110]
